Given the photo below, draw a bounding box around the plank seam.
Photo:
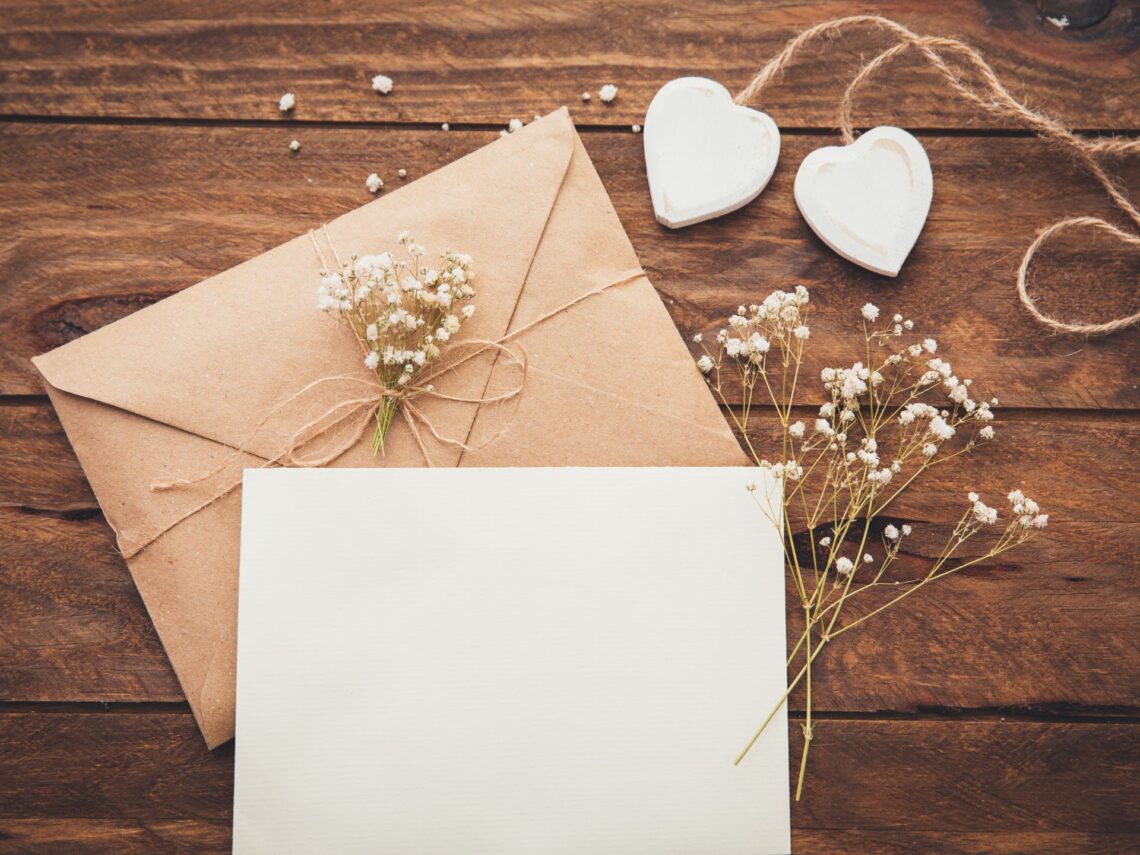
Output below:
[0,113,1137,138]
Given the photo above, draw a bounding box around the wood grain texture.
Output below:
[0,823,1134,855]
[0,1,1137,129]
[1,123,1137,402]
[0,713,1135,851]
[2,1,1139,848]
[3,403,1136,715]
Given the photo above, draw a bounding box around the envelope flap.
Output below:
[32,110,577,460]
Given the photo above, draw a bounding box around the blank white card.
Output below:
[234,467,790,854]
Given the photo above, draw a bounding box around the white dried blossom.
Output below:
[696,354,714,374]
[929,415,955,441]
[819,536,832,547]
[789,421,805,438]
[318,235,477,451]
[366,173,384,193]
[599,83,618,103]
[972,499,998,525]
[980,425,995,440]
[278,92,295,112]
[371,74,394,94]
[836,557,854,576]
[923,338,937,353]
[861,303,880,322]
[884,524,899,540]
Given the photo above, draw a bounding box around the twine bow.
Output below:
[151,261,646,496]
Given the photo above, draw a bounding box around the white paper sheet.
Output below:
[233,467,790,854]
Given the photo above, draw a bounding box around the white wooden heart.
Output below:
[793,126,933,277]
[644,77,780,229]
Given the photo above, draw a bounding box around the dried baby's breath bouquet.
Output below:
[317,232,476,452]
[695,287,1048,800]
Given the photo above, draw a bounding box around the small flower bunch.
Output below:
[317,232,476,452]
[695,288,1047,799]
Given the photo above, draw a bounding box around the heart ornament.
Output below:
[644,77,781,229]
[794,126,933,277]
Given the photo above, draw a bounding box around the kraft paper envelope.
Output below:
[32,108,747,749]
[234,467,790,855]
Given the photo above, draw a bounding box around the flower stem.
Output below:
[372,397,399,455]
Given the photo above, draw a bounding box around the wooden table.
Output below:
[1,1,1137,852]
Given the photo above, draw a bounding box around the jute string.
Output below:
[735,15,1140,336]
[150,247,646,499]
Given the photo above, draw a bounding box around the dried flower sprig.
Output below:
[695,287,1047,800]
[317,232,476,452]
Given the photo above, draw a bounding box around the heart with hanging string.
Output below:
[640,15,1140,336]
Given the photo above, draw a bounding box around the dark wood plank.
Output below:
[793,831,1140,855]
[0,508,183,704]
[0,819,232,854]
[1,123,1137,403]
[0,713,1135,849]
[1,825,1133,855]
[3,403,1136,714]
[0,1,1136,129]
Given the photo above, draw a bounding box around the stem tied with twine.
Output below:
[735,14,1140,337]
[150,237,646,499]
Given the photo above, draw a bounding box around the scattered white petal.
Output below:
[397,168,407,179]
[288,139,301,152]
[371,74,394,94]
[631,123,642,133]
[581,92,591,102]
[599,83,618,103]
[441,122,450,131]
[278,92,296,112]
[508,117,523,132]
[1046,15,1069,29]
[365,173,383,193]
